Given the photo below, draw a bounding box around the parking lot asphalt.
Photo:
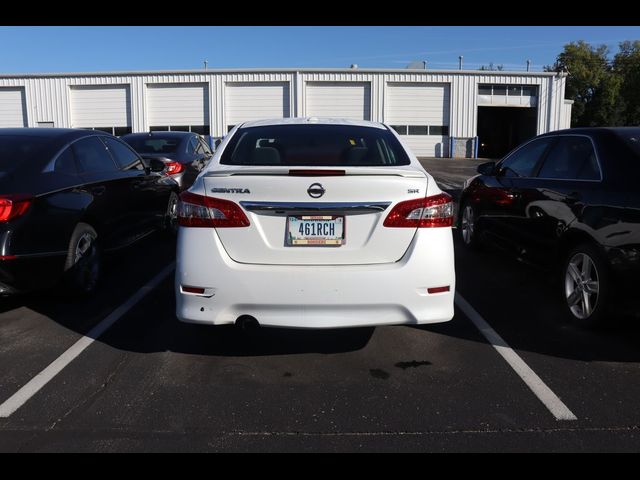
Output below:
[1,159,640,452]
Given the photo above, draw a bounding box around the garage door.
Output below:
[225,82,290,131]
[0,87,27,128]
[147,83,209,134]
[385,83,450,157]
[305,82,371,120]
[70,85,131,135]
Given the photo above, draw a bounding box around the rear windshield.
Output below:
[0,136,52,173]
[220,124,411,166]
[122,136,182,154]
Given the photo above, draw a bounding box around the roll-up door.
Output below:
[385,83,450,157]
[305,82,371,121]
[147,83,209,133]
[70,85,131,134]
[225,82,290,131]
[0,87,27,127]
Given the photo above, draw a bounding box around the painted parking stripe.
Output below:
[0,262,175,418]
[455,292,577,421]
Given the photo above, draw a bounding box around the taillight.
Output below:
[383,193,453,228]
[177,192,250,228]
[164,161,185,176]
[0,195,33,222]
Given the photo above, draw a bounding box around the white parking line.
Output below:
[455,292,578,421]
[0,262,175,418]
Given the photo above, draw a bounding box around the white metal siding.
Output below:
[561,101,573,129]
[0,87,27,127]
[224,82,290,129]
[0,70,568,148]
[147,83,209,126]
[385,83,450,157]
[70,85,131,128]
[305,82,371,120]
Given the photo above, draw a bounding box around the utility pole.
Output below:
[526,59,531,72]
[204,60,208,70]
[459,56,463,70]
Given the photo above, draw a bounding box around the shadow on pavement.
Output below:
[2,210,640,363]
[0,231,374,357]
[438,234,640,364]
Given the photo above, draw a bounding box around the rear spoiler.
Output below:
[203,166,427,178]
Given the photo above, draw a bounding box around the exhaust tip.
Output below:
[235,315,259,331]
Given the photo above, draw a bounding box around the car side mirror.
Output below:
[477,161,497,176]
[214,139,222,149]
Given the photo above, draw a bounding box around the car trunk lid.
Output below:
[202,166,428,265]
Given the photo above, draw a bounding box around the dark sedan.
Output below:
[120,131,213,191]
[458,127,640,327]
[0,128,180,295]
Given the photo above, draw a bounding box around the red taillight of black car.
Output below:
[164,161,186,176]
[0,195,33,222]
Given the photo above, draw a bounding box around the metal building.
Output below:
[0,68,571,158]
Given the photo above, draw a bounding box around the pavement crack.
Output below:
[46,353,131,432]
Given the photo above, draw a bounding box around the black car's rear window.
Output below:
[123,136,182,154]
[0,136,52,173]
[220,124,410,166]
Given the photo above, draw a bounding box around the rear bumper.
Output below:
[170,172,187,191]
[175,228,455,328]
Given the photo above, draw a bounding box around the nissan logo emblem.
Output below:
[307,183,325,199]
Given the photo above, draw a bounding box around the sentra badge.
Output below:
[211,188,251,194]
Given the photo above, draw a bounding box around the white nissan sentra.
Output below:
[175,118,455,328]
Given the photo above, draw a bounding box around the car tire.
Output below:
[562,242,610,328]
[163,192,179,236]
[459,201,482,250]
[63,223,101,296]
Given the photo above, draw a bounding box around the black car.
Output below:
[458,127,640,327]
[120,131,213,191]
[0,128,180,295]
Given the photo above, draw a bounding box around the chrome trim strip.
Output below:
[239,201,391,213]
[11,251,68,259]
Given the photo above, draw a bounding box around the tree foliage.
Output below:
[479,62,504,71]
[547,40,640,127]
[614,41,640,125]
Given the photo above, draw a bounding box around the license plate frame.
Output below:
[286,215,345,247]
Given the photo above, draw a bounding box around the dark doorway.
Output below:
[477,106,538,159]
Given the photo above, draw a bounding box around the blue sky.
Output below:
[1,26,639,74]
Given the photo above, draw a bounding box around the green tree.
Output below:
[613,40,640,125]
[589,72,624,126]
[479,62,504,71]
[546,41,611,126]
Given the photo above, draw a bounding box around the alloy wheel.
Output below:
[461,205,475,244]
[74,232,99,291]
[565,252,599,320]
[167,193,179,232]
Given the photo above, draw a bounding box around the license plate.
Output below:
[286,215,344,246]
